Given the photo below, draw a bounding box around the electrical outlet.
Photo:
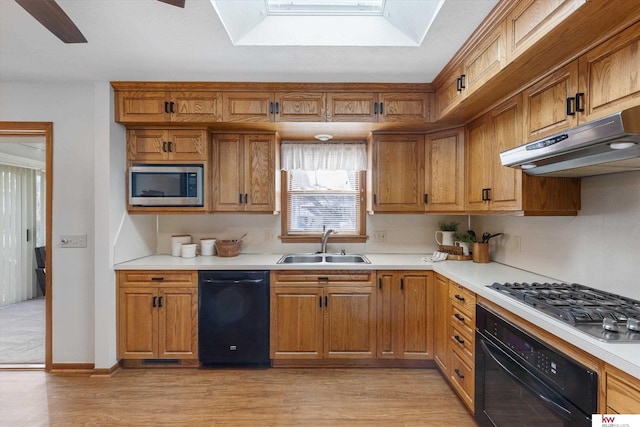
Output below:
[372,231,387,242]
[265,231,280,242]
[60,234,87,248]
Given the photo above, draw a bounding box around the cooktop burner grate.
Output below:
[489,282,640,342]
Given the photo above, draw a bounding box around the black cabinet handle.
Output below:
[158,296,163,308]
[454,369,465,379]
[152,296,157,307]
[424,194,428,204]
[378,278,382,290]
[167,141,172,152]
[169,102,175,113]
[164,101,169,113]
[566,96,576,116]
[244,194,248,204]
[374,102,378,114]
[318,277,329,282]
[269,102,274,114]
[460,74,466,90]
[456,77,462,92]
[454,335,465,345]
[275,102,279,114]
[482,188,491,202]
[162,141,167,152]
[319,296,323,307]
[400,278,404,290]
[324,296,328,307]
[239,193,243,204]
[485,188,491,201]
[454,313,465,322]
[454,294,465,302]
[575,92,585,112]
[151,277,164,281]
[379,102,383,115]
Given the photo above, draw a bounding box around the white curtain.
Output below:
[0,165,37,307]
[281,142,367,171]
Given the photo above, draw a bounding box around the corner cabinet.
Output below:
[465,94,580,215]
[270,271,376,361]
[211,133,276,213]
[116,91,223,123]
[376,271,433,359]
[117,271,198,363]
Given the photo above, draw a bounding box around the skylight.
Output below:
[266,0,385,16]
[210,0,444,47]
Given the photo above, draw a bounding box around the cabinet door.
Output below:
[433,274,450,374]
[158,287,198,359]
[223,92,274,122]
[167,129,207,161]
[326,92,377,122]
[372,134,425,212]
[464,22,506,95]
[324,286,376,358]
[465,115,490,211]
[399,272,433,359]
[244,134,275,212]
[435,66,465,120]
[506,0,585,63]
[605,364,640,414]
[376,272,400,358]
[212,134,244,212]
[450,349,475,412]
[275,92,325,122]
[127,129,168,162]
[578,21,640,123]
[425,128,464,212]
[523,61,579,142]
[171,91,223,123]
[118,288,158,359]
[489,95,523,211]
[116,91,169,123]
[378,93,430,123]
[270,286,324,359]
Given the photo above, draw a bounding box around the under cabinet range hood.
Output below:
[500,106,640,177]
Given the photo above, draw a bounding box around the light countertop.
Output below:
[115,253,640,380]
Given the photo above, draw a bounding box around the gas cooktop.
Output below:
[489,282,640,342]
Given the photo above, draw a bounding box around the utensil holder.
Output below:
[472,242,490,263]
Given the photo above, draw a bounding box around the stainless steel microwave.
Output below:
[129,165,203,207]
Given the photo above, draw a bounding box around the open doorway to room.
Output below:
[0,122,52,371]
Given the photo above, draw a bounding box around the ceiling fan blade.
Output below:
[158,0,186,7]
[15,0,87,43]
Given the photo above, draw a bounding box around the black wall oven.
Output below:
[475,304,598,427]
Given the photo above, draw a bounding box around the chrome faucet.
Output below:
[320,229,336,254]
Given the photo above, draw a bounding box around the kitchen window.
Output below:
[280,142,367,243]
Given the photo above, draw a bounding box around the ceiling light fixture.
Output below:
[314,134,333,141]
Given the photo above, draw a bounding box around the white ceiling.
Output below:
[0,0,498,83]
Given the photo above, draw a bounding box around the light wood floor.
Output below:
[0,367,477,426]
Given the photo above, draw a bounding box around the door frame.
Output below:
[0,122,52,371]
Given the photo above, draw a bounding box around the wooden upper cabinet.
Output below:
[116,91,222,123]
[378,93,431,123]
[212,133,275,212]
[465,114,491,211]
[425,128,465,212]
[523,61,579,142]
[435,66,465,119]
[275,92,325,122]
[371,134,425,213]
[578,20,640,123]
[223,92,275,122]
[326,92,377,122]
[506,0,586,63]
[127,128,208,162]
[463,22,506,96]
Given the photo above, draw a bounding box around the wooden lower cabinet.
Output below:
[433,274,450,373]
[270,271,376,360]
[602,364,640,414]
[117,271,198,361]
[376,271,433,359]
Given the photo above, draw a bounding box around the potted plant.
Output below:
[435,221,459,246]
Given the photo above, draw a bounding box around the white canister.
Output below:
[435,230,456,247]
[455,240,471,256]
[181,243,197,258]
[200,238,216,256]
[171,234,192,257]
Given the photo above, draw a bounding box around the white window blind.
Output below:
[282,143,366,235]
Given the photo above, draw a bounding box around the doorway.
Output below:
[0,122,52,371]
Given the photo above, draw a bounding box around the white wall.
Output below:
[473,171,640,299]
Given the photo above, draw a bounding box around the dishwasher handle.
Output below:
[201,278,264,285]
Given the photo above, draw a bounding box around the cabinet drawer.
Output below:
[271,271,373,285]
[451,306,475,335]
[119,271,197,287]
[450,349,474,410]
[450,323,474,363]
[449,283,476,315]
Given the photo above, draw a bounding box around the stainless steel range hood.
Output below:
[500,106,640,177]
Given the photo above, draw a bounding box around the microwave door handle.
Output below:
[479,338,573,421]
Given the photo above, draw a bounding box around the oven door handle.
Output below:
[201,279,264,285]
[479,337,573,421]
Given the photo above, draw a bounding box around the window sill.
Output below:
[280,235,368,244]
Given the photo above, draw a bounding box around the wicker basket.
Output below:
[215,239,242,257]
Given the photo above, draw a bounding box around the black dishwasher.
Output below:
[198,270,270,366]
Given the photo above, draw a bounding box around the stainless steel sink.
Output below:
[277,253,370,264]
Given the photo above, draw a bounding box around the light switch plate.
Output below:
[60,234,87,248]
